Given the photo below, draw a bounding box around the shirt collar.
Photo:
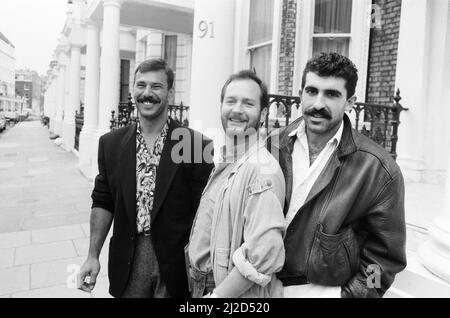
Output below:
[289,118,344,146]
[136,117,171,137]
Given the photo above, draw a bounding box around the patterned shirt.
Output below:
[135,118,170,235]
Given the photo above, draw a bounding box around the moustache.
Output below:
[228,115,247,122]
[137,95,161,104]
[304,108,332,119]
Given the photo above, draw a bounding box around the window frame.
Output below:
[235,0,283,93]
[293,0,372,102]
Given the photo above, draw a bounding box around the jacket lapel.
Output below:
[276,118,302,215]
[118,124,138,231]
[279,137,294,215]
[151,119,181,225]
[302,154,340,207]
[297,114,357,212]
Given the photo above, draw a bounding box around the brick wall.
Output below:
[277,0,297,95]
[366,0,402,104]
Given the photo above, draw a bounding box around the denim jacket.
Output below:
[188,142,286,298]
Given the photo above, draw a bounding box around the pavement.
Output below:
[0,120,111,298]
[0,119,445,298]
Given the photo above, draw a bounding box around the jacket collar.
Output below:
[280,113,357,159]
[335,114,357,159]
[151,118,182,225]
[272,113,357,217]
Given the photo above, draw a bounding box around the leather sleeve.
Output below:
[91,136,114,213]
[341,171,407,298]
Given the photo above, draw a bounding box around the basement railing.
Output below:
[265,89,408,160]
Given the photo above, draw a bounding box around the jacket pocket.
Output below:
[307,224,357,286]
[213,247,230,285]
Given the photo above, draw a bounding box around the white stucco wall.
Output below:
[0,38,16,97]
[396,0,450,184]
[139,31,192,105]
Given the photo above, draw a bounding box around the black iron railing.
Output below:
[265,94,301,132]
[110,94,190,130]
[350,89,408,160]
[265,89,408,159]
[108,90,407,159]
[74,105,84,151]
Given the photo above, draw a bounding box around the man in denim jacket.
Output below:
[188,70,286,298]
[269,53,406,298]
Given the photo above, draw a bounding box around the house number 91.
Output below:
[198,20,214,38]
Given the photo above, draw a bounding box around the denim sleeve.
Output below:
[232,171,286,285]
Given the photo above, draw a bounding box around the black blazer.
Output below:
[91,119,214,298]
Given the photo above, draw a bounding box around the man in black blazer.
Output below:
[78,59,214,298]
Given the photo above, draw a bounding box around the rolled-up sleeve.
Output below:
[91,136,114,213]
[232,173,286,286]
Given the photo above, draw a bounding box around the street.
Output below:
[0,120,111,298]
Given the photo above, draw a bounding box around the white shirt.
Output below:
[284,119,344,298]
[285,120,343,227]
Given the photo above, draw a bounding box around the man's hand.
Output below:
[78,257,101,293]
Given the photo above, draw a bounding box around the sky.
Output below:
[0,0,68,76]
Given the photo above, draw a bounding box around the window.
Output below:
[120,59,130,103]
[164,35,177,104]
[294,0,370,101]
[313,0,353,57]
[248,0,274,89]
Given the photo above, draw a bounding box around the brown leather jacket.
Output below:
[267,114,406,298]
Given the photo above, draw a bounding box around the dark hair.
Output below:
[301,52,358,98]
[220,70,269,109]
[134,58,174,89]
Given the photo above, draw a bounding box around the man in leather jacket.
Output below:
[268,52,406,298]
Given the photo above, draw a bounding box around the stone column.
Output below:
[50,74,58,132]
[395,0,429,182]
[189,0,236,147]
[97,0,122,134]
[92,0,123,177]
[62,45,82,151]
[55,65,66,136]
[47,74,54,131]
[418,0,450,284]
[419,148,450,283]
[64,55,71,123]
[135,36,147,66]
[79,23,100,178]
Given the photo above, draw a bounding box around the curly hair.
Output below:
[301,52,358,98]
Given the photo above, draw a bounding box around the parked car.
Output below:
[18,111,29,121]
[0,113,6,132]
[4,111,19,126]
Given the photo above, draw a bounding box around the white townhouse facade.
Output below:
[0,32,25,112]
[43,0,194,178]
[43,0,450,296]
